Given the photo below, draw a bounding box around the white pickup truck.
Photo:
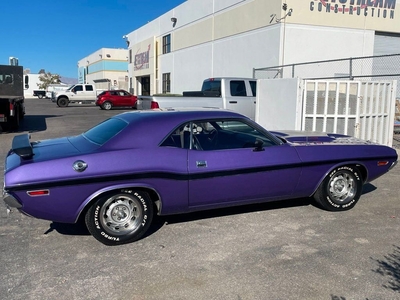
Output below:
[137,77,257,119]
[52,84,100,107]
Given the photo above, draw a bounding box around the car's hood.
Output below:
[271,130,377,145]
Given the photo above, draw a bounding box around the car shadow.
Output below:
[46,198,313,239]
[0,115,61,134]
[159,197,313,226]
[44,221,90,236]
[361,183,377,195]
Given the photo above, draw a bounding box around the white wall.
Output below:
[23,74,42,97]
[283,24,375,68]
[256,78,303,131]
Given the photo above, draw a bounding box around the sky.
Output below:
[0,0,186,79]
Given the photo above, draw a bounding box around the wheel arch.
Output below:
[75,184,162,223]
[57,95,69,102]
[311,162,368,197]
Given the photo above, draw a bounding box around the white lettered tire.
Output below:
[85,190,153,246]
[314,165,363,211]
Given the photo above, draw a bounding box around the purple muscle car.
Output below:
[2,108,398,245]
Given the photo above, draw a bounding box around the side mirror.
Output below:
[253,139,265,152]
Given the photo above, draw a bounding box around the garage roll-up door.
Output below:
[373,33,400,98]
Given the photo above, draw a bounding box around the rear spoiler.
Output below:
[12,134,33,159]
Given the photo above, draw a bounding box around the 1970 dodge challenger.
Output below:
[2,108,398,245]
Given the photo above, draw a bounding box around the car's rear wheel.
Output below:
[102,101,112,110]
[314,165,362,211]
[85,190,153,246]
[57,97,69,107]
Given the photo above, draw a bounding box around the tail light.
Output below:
[150,101,159,109]
[9,103,14,116]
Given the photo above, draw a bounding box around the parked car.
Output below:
[3,109,398,245]
[96,89,137,110]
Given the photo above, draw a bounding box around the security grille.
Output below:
[302,80,396,145]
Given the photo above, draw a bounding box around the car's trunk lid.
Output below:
[5,134,81,172]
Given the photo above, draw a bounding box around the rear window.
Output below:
[83,118,127,145]
[201,80,221,93]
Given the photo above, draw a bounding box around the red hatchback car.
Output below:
[96,89,137,110]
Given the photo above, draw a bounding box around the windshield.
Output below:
[83,118,128,145]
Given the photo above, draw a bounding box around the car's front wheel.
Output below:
[57,97,69,107]
[314,165,362,211]
[102,101,112,110]
[85,190,153,246]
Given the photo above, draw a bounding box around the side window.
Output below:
[211,120,276,149]
[250,81,257,96]
[74,85,83,92]
[161,119,279,151]
[85,85,94,91]
[230,81,246,97]
[160,123,191,149]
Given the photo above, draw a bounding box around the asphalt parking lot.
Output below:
[1,98,400,300]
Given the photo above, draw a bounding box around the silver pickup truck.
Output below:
[136,77,257,120]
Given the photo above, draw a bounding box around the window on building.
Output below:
[129,49,132,63]
[162,73,171,93]
[162,34,171,54]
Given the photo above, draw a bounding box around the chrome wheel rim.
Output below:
[104,102,112,110]
[100,194,143,236]
[328,171,356,203]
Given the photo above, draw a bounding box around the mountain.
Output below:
[60,76,78,85]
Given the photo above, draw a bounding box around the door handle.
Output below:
[196,160,207,167]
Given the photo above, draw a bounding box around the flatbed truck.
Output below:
[0,65,25,131]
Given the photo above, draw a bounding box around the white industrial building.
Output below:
[121,0,399,96]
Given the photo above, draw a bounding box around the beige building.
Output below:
[77,48,129,91]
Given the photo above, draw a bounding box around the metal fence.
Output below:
[253,53,400,98]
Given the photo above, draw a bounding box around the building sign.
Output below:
[134,45,151,71]
[310,0,396,19]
